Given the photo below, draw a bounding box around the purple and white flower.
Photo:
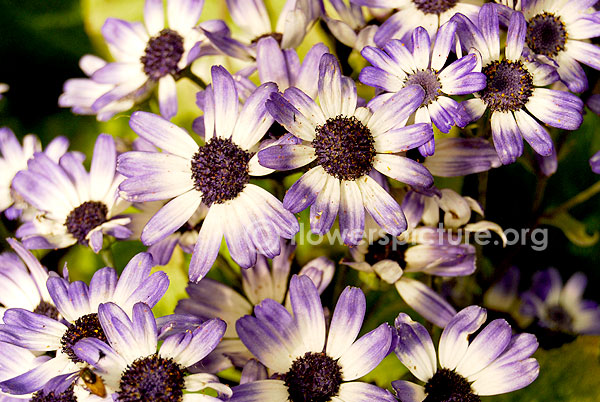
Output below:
[230,275,396,402]
[61,0,226,120]
[499,0,600,92]
[323,0,377,50]
[350,0,482,46]
[12,134,131,253]
[0,252,168,395]
[118,66,299,282]
[0,83,7,100]
[393,306,539,401]
[454,4,584,164]
[360,23,486,154]
[259,53,434,245]
[73,302,230,401]
[176,241,334,371]
[422,137,501,177]
[0,127,69,219]
[591,150,600,174]
[522,268,600,335]
[205,0,323,61]
[0,239,53,322]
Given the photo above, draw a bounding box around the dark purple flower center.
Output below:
[312,115,376,181]
[365,234,408,265]
[64,201,108,245]
[117,354,185,402]
[545,304,573,331]
[526,13,567,57]
[191,137,252,206]
[251,32,284,44]
[424,368,480,402]
[284,352,343,402]
[31,384,76,402]
[61,313,108,363]
[480,60,534,112]
[33,300,60,320]
[405,69,442,106]
[412,0,458,15]
[141,28,185,81]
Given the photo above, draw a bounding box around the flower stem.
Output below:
[178,67,207,89]
[543,180,600,218]
[100,244,115,268]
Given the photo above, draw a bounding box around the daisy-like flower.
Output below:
[231,275,396,402]
[259,54,434,246]
[61,0,226,120]
[591,150,600,174]
[454,4,584,164]
[323,0,377,50]
[521,268,600,337]
[118,66,299,282]
[176,241,334,371]
[393,306,539,401]
[74,302,230,402]
[12,134,131,253]
[205,0,323,61]
[499,0,600,92]
[0,127,69,219]
[422,137,501,177]
[0,239,53,322]
[0,252,168,395]
[360,23,486,155]
[350,0,482,46]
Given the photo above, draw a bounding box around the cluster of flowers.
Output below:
[0,0,599,401]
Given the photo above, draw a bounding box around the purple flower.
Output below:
[60,0,226,120]
[393,306,539,400]
[499,0,600,92]
[590,150,600,174]
[360,22,486,154]
[351,0,482,46]
[205,0,323,60]
[522,268,600,335]
[422,137,501,177]
[73,302,230,401]
[0,127,69,219]
[12,134,131,253]
[259,53,434,245]
[118,66,299,282]
[0,253,168,395]
[231,275,396,402]
[324,0,377,50]
[176,241,335,371]
[454,4,584,164]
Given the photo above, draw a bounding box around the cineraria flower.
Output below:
[422,137,501,177]
[350,0,481,46]
[205,0,323,60]
[591,150,600,174]
[521,268,600,336]
[360,23,486,155]
[0,83,7,99]
[454,4,584,164]
[73,302,230,402]
[231,275,396,402]
[259,54,434,245]
[118,66,299,282]
[393,305,539,401]
[12,134,131,253]
[323,0,377,50]
[176,241,334,371]
[61,0,226,120]
[499,0,600,92]
[0,252,168,395]
[0,239,52,322]
[0,127,69,219]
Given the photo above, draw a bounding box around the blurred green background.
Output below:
[0,1,599,400]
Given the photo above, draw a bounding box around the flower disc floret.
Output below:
[118,354,185,402]
[190,137,252,206]
[424,368,480,402]
[480,60,534,112]
[61,313,107,363]
[33,300,59,320]
[526,13,567,58]
[412,0,458,15]
[31,385,76,402]
[405,69,442,106]
[284,352,344,402]
[312,115,376,181]
[141,28,185,81]
[64,201,109,245]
